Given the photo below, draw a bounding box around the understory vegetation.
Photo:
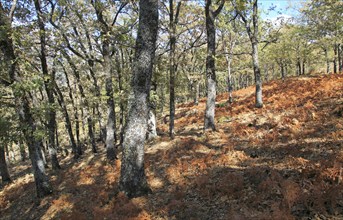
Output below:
[1,0,343,219]
[1,73,343,219]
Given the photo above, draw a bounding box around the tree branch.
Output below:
[221,51,252,56]
[213,0,225,18]
[112,2,128,26]
[9,0,17,21]
[174,1,182,25]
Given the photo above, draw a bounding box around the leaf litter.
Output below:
[1,74,343,219]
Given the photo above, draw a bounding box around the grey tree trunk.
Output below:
[92,0,117,160]
[62,51,96,153]
[147,106,157,140]
[223,36,235,104]
[61,63,82,155]
[20,97,53,198]
[334,44,337,73]
[237,0,263,108]
[115,48,125,146]
[104,43,116,160]
[204,0,224,131]
[194,80,200,105]
[19,141,27,161]
[55,83,79,159]
[62,65,82,155]
[251,4,263,108]
[119,0,158,198]
[0,146,11,184]
[0,4,52,197]
[168,0,181,139]
[325,48,330,74]
[297,58,301,76]
[339,44,342,72]
[34,0,60,170]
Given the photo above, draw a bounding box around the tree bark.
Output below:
[237,0,262,108]
[251,2,263,108]
[19,140,27,161]
[0,146,11,184]
[119,0,158,198]
[339,44,342,72]
[194,80,200,105]
[55,83,79,159]
[103,43,116,159]
[115,48,125,146]
[20,97,53,198]
[61,64,82,155]
[325,48,330,74]
[62,51,97,154]
[0,4,52,197]
[34,0,60,170]
[204,0,224,131]
[147,105,157,140]
[223,36,235,104]
[334,44,337,73]
[92,0,117,160]
[281,63,285,80]
[168,0,181,139]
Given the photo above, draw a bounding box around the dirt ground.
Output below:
[1,73,343,219]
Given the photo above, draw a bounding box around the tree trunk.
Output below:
[88,117,97,153]
[340,44,343,72]
[104,43,117,160]
[0,146,11,184]
[324,47,330,74]
[119,0,158,198]
[238,0,262,108]
[168,0,181,139]
[34,0,60,170]
[147,106,157,140]
[20,97,53,198]
[40,142,48,168]
[0,5,52,197]
[116,48,125,146]
[55,83,79,159]
[19,140,27,161]
[194,80,200,105]
[63,65,82,155]
[4,145,9,162]
[223,41,233,104]
[88,64,103,143]
[281,63,285,80]
[95,12,117,159]
[62,51,97,154]
[297,59,301,76]
[251,0,263,108]
[333,44,337,73]
[204,0,224,131]
[252,41,263,107]
[337,43,342,72]
[302,60,306,75]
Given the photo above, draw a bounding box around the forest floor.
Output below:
[1,73,343,220]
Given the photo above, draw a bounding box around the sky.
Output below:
[259,0,308,21]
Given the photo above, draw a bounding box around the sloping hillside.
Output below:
[1,73,343,219]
